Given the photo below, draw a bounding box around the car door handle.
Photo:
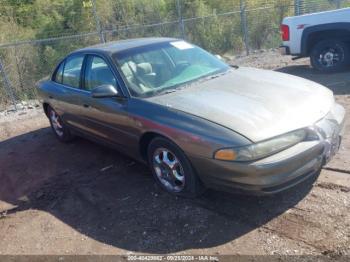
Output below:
[83,104,90,108]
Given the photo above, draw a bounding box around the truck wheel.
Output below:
[310,39,350,73]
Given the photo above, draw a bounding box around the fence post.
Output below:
[176,0,186,39]
[294,0,300,16]
[336,0,341,9]
[240,0,249,55]
[0,58,17,111]
[91,0,105,43]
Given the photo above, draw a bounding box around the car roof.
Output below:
[73,37,178,55]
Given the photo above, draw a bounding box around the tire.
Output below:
[147,137,205,198]
[48,106,74,143]
[310,39,350,73]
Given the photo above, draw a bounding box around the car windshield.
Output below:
[113,40,230,97]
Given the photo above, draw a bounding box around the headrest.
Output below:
[137,62,152,75]
[120,61,137,78]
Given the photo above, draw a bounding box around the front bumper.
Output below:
[190,103,346,195]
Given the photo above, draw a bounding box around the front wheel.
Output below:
[147,137,205,198]
[310,39,350,73]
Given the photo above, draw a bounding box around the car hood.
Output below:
[148,67,334,142]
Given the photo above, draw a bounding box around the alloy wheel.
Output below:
[152,148,185,192]
[50,110,64,137]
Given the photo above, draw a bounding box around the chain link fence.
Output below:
[0,0,349,111]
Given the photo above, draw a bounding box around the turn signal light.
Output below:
[214,149,237,161]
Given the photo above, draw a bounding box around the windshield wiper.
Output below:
[158,89,177,95]
[199,69,231,83]
[145,87,178,97]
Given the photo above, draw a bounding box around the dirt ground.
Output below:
[0,50,349,256]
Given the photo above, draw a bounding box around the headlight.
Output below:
[214,129,307,161]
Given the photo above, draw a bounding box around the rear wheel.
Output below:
[310,39,350,73]
[147,137,205,198]
[48,106,74,142]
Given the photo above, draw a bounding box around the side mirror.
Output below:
[91,84,118,98]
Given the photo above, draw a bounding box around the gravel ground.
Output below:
[0,50,349,257]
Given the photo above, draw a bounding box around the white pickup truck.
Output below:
[280,7,350,72]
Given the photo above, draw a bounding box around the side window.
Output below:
[53,61,64,83]
[84,55,117,91]
[62,55,84,88]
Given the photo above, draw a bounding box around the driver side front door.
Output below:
[78,54,136,152]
